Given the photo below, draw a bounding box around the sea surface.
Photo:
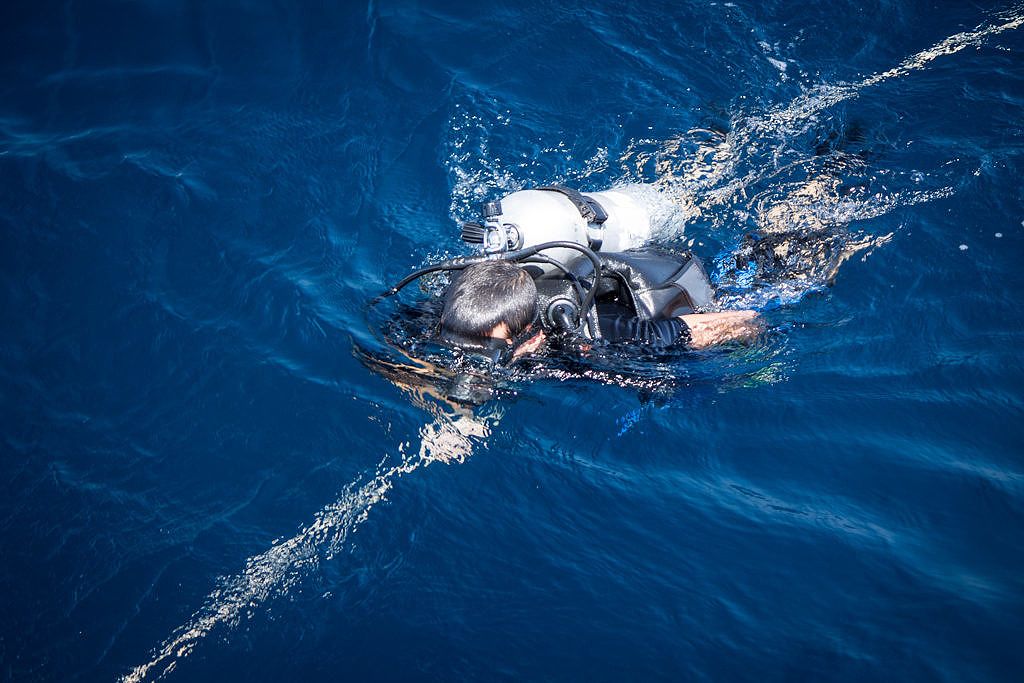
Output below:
[2,1,1023,681]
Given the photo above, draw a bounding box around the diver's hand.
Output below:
[679,310,762,349]
[511,330,547,359]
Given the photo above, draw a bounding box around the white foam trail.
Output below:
[646,8,1023,223]
[754,9,1024,137]
[444,7,1023,224]
[122,403,498,682]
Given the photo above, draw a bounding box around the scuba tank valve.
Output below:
[461,199,522,255]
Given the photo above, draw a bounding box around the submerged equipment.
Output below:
[372,185,711,405]
[376,186,710,336]
[376,185,653,333]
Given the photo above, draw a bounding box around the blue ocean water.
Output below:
[2,1,1023,680]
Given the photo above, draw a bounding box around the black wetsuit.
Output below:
[598,311,692,348]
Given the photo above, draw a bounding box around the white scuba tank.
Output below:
[466,186,652,275]
[586,189,652,250]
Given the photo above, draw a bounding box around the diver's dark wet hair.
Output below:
[440,261,537,341]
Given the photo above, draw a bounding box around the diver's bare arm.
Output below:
[679,310,762,349]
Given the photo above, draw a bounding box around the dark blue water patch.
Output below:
[3,0,1024,681]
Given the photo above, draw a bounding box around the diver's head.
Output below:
[440,260,538,345]
[437,261,537,404]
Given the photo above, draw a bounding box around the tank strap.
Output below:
[536,185,608,224]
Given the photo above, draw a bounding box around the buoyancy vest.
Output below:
[533,249,714,338]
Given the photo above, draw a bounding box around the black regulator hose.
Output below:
[373,258,481,302]
[373,241,604,336]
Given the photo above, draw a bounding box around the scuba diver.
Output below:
[375,185,762,393]
[438,259,760,358]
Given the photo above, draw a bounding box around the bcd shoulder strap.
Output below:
[535,185,608,224]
